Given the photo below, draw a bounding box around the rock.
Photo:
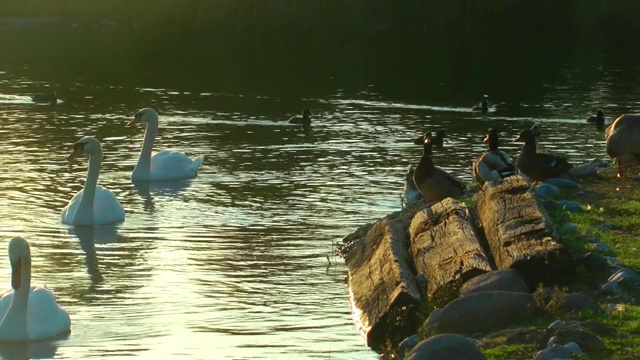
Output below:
[545,178,580,189]
[591,243,611,252]
[405,334,487,360]
[560,223,579,234]
[459,269,529,296]
[535,342,585,360]
[475,176,575,289]
[570,158,608,177]
[534,183,561,199]
[583,252,609,273]
[396,334,420,360]
[547,293,603,317]
[344,216,422,347]
[601,268,640,302]
[409,198,493,301]
[577,234,601,243]
[545,327,605,351]
[422,291,539,335]
[557,200,583,212]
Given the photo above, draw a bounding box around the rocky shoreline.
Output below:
[339,163,640,359]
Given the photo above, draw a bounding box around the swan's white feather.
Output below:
[0,287,70,341]
[148,150,204,181]
[60,186,125,225]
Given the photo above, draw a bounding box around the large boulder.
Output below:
[423,291,540,335]
[405,334,487,360]
[459,269,530,296]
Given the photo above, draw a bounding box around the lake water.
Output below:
[1,15,640,360]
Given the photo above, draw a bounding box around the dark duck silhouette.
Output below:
[514,128,573,182]
[472,129,517,185]
[288,108,312,133]
[605,113,640,178]
[586,110,606,130]
[413,133,466,202]
[411,129,448,147]
[31,91,57,105]
[471,95,491,114]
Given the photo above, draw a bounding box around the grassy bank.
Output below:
[479,169,640,359]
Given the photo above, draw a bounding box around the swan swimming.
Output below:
[0,237,71,342]
[60,136,125,226]
[128,108,204,181]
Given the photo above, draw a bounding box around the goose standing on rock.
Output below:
[605,113,640,178]
[61,136,125,226]
[128,108,205,182]
[288,109,312,134]
[472,129,517,185]
[514,128,572,182]
[0,237,71,342]
[413,133,466,202]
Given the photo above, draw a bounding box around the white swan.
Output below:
[128,108,204,181]
[0,237,71,342]
[60,136,125,226]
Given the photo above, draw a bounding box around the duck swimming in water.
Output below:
[586,110,606,130]
[30,91,57,105]
[471,95,491,114]
[288,109,312,134]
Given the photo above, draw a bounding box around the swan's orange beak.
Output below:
[11,257,21,290]
[67,142,84,162]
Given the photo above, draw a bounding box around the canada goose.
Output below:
[605,113,640,178]
[413,133,466,202]
[586,110,606,130]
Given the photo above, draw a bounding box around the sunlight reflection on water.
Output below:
[0,70,632,359]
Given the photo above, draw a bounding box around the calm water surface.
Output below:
[0,62,639,359]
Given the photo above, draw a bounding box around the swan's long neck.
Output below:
[133,120,158,180]
[0,251,31,341]
[74,148,103,225]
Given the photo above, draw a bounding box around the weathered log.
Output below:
[409,198,494,302]
[344,215,422,348]
[475,175,575,289]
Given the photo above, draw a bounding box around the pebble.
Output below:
[591,243,611,252]
[561,223,579,234]
[396,334,420,360]
[534,183,561,199]
[545,178,580,189]
[535,342,584,360]
[557,200,583,212]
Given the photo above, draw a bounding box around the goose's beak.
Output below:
[11,257,21,290]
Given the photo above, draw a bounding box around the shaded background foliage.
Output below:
[1,1,639,107]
